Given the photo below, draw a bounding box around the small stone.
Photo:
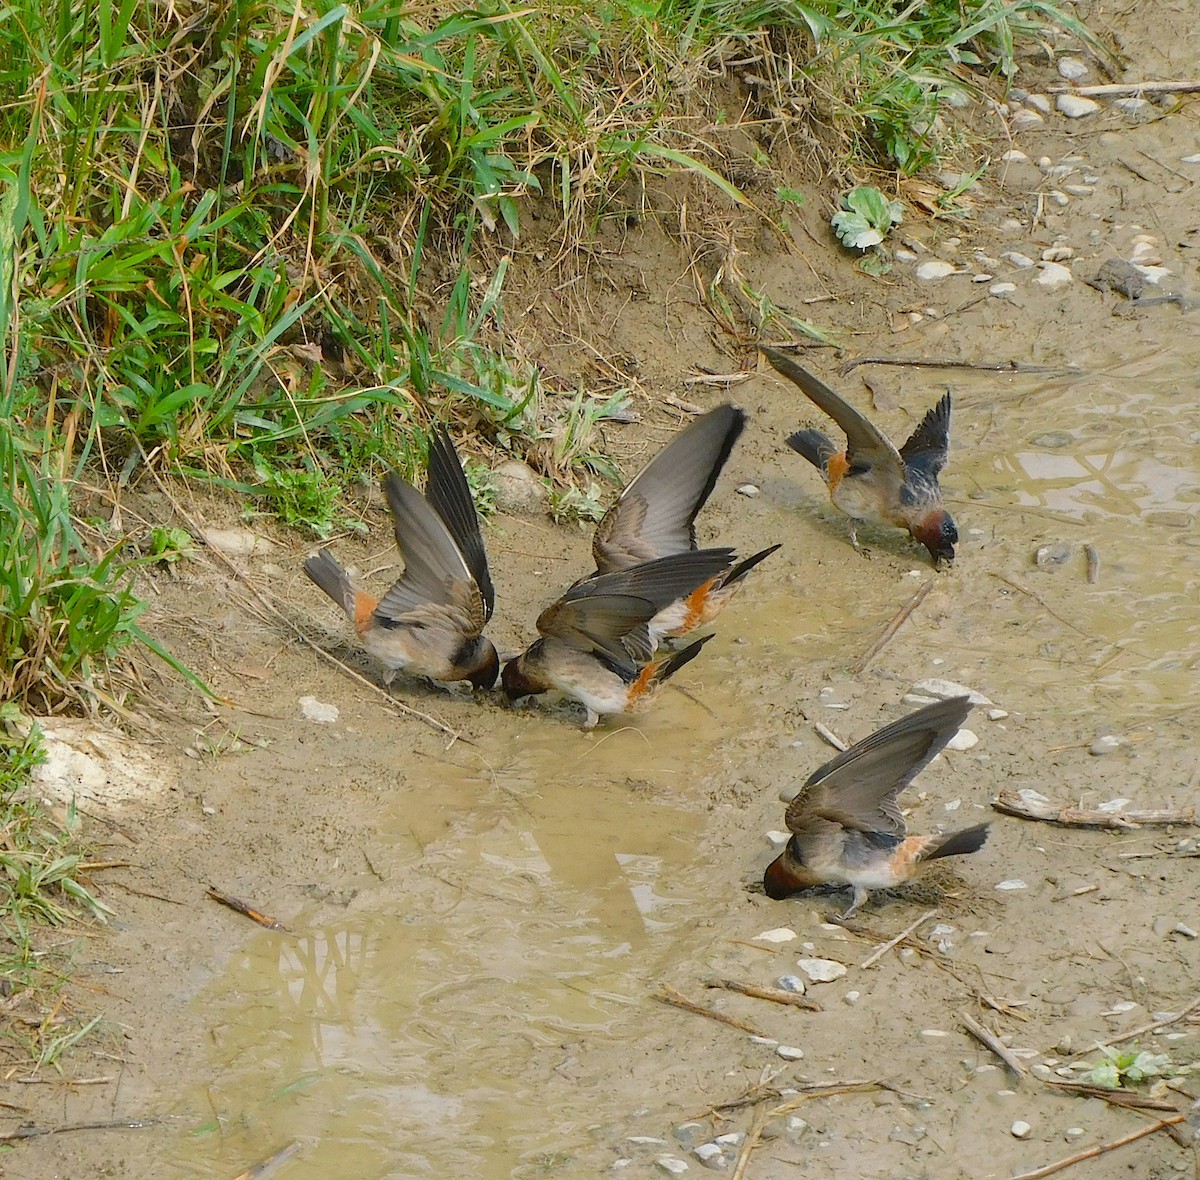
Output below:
[996,879,1027,891]
[1042,245,1074,262]
[673,1123,707,1149]
[1025,94,1052,115]
[1182,153,1200,165]
[972,273,994,283]
[1002,251,1035,268]
[754,927,798,944]
[895,248,919,262]
[1036,542,1072,568]
[921,1029,950,1038]
[786,1116,809,1137]
[1048,190,1070,207]
[1011,108,1045,131]
[1129,240,1162,265]
[300,696,339,724]
[945,728,978,752]
[1089,735,1120,756]
[795,957,847,983]
[656,1158,689,1175]
[1035,261,1073,289]
[492,460,547,515]
[1057,94,1100,118]
[1011,1120,1033,1139]
[844,990,861,1005]
[1064,1127,1085,1142]
[202,527,274,557]
[1063,184,1094,197]
[988,709,1009,720]
[1000,149,1029,163]
[1114,96,1150,115]
[776,1045,805,1061]
[915,259,958,281]
[989,282,1017,298]
[714,1134,744,1148]
[736,484,759,498]
[693,1143,724,1165]
[912,679,993,706]
[1057,58,1089,81]
[904,693,940,705]
[749,1035,779,1046]
[765,830,790,848]
[776,975,806,994]
[1174,924,1198,939]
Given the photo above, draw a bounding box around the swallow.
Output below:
[761,346,957,563]
[502,549,733,728]
[764,697,989,917]
[589,405,779,641]
[304,428,499,690]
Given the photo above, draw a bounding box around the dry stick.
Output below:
[1041,1078,1177,1112]
[861,909,936,969]
[851,580,933,674]
[1065,992,1200,1060]
[652,986,768,1038]
[206,886,288,932]
[1009,1114,1186,1180]
[704,977,823,1012]
[813,722,847,752]
[1046,80,1200,97]
[993,791,1198,830]
[730,1107,768,1180]
[841,356,1082,376]
[960,1010,1028,1080]
[0,1117,159,1141]
[140,460,464,744]
[230,1141,303,1180]
[14,1075,114,1086]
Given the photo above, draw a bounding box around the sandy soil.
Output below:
[4,8,1200,1180]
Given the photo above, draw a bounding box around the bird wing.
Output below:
[373,471,487,634]
[578,548,735,611]
[785,697,972,837]
[592,406,746,571]
[898,391,952,484]
[536,593,658,664]
[761,347,907,483]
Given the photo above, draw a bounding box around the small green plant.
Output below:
[832,185,904,249]
[145,527,195,566]
[247,455,346,539]
[1080,1047,1174,1089]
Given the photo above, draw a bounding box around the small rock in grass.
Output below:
[1048,191,1070,207]
[1025,94,1052,115]
[300,696,339,724]
[693,1143,724,1165]
[492,460,547,514]
[915,259,958,281]
[1064,1127,1085,1142]
[1057,94,1100,118]
[796,957,847,983]
[765,830,790,848]
[1114,96,1150,115]
[714,1133,744,1148]
[203,527,274,557]
[972,273,993,283]
[1000,149,1028,163]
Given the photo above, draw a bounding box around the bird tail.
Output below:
[786,429,838,475]
[630,633,714,702]
[305,550,372,627]
[921,823,990,862]
[722,543,781,588]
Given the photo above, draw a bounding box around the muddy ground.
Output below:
[5,9,1200,1180]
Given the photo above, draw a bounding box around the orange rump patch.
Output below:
[680,576,717,634]
[628,657,665,706]
[826,451,850,493]
[352,591,379,633]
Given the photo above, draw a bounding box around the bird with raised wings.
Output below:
[764,697,989,917]
[304,428,499,690]
[589,404,779,642]
[761,346,957,563]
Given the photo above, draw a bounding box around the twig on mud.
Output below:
[1084,544,1100,585]
[704,977,823,1012]
[851,580,933,674]
[111,880,188,906]
[1050,883,1099,902]
[1046,79,1200,97]
[652,985,767,1037]
[684,370,754,387]
[206,886,288,931]
[661,394,705,415]
[1063,993,1200,1060]
[860,909,936,969]
[993,791,1197,830]
[841,356,1082,376]
[813,722,847,752]
[961,1010,1027,1080]
[230,1141,303,1180]
[14,1075,114,1086]
[730,1107,768,1180]
[989,573,1099,641]
[1040,1079,1177,1112]
[1009,1114,1186,1180]
[0,1117,160,1141]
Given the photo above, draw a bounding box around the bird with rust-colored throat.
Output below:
[761,346,957,564]
[764,696,989,918]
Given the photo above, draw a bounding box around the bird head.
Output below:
[912,510,958,564]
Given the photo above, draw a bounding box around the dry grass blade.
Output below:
[993,792,1197,830]
[704,977,823,1012]
[961,1010,1027,1080]
[206,886,287,932]
[652,985,767,1037]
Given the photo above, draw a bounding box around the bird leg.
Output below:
[582,707,601,730]
[840,885,871,920]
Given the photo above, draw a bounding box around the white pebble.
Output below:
[1057,94,1100,118]
[693,1143,723,1163]
[972,273,993,283]
[750,1035,779,1045]
[300,696,339,724]
[944,799,961,811]
[776,1045,805,1061]
[1129,240,1161,264]
[1026,94,1052,115]
[1001,251,1035,268]
[1064,1127,1085,1141]
[765,830,790,848]
[1000,149,1028,162]
[1063,184,1094,197]
[1114,96,1149,114]
[1182,153,1200,165]
[795,957,847,983]
[1057,58,1089,81]
[1035,261,1073,289]
[921,1029,950,1038]
[755,927,798,944]
[1011,1120,1033,1139]
[904,694,939,705]
[1174,924,1198,939]
[1110,1000,1137,1013]
[989,282,1017,298]
[1135,264,1171,284]
[996,879,1028,891]
[714,1133,744,1147]
[945,729,978,752]
[1096,797,1131,812]
[895,248,919,262]
[656,1158,689,1175]
[988,708,1009,720]
[912,679,993,706]
[1018,788,1051,805]
[1042,245,1074,262]
[915,259,958,281]
[844,991,861,1005]
[1011,109,1045,131]
[736,484,759,498]
[776,975,806,994]
[1048,191,1070,207]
